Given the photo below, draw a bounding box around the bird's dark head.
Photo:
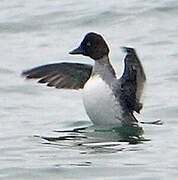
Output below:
[69,32,110,60]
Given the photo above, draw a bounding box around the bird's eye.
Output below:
[86,42,91,47]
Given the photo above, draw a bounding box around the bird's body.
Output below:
[83,74,121,125]
[82,56,124,125]
[22,32,146,126]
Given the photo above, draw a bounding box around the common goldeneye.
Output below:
[22,32,146,126]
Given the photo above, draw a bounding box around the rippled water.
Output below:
[1,0,178,179]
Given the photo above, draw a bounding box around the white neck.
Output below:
[92,55,116,85]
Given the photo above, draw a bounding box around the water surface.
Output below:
[1,0,178,179]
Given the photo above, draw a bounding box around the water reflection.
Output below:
[35,122,149,155]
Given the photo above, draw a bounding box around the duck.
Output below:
[22,32,146,126]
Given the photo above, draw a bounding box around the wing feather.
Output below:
[118,47,146,113]
[22,62,92,89]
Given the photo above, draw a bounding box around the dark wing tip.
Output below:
[121,46,136,54]
[21,69,34,79]
[21,70,27,77]
[21,69,41,79]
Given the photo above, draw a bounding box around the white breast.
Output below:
[83,75,123,126]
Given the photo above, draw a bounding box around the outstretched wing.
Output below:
[22,62,92,89]
[119,47,146,113]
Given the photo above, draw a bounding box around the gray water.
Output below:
[1,0,178,179]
